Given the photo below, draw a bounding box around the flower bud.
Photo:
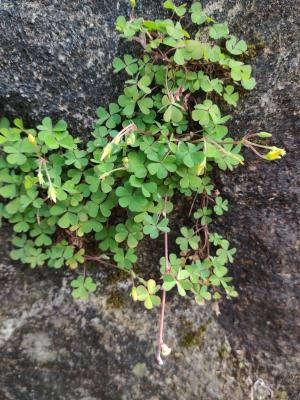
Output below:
[256,132,272,138]
[196,157,206,176]
[100,143,113,161]
[28,133,37,145]
[126,132,136,146]
[122,157,129,166]
[38,171,45,185]
[113,135,121,145]
[48,186,57,203]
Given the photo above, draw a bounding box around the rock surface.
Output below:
[0,0,299,399]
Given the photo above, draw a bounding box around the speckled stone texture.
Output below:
[0,0,299,399]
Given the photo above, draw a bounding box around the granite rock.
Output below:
[0,0,299,399]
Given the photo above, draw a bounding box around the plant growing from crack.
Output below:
[0,1,285,364]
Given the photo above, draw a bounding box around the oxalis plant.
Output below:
[0,1,285,364]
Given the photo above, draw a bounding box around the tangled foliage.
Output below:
[0,1,285,363]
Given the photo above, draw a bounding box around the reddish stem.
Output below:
[156,195,170,365]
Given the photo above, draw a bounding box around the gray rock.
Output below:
[0,0,299,399]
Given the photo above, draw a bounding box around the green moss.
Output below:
[218,343,230,360]
[106,290,125,309]
[179,319,208,348]
[105,269,128,285]
[240,38,266,61]
[246,44,258,59]
[275,391,289,400]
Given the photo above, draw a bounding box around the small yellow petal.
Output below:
[264,147,286,160]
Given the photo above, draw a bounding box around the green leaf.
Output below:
[164,1,186,17]
[138,75,152,94]
[14,221,30,233]
[164,105,183,123]
[5,198,21,214]
[7,153,27,165]
[177,281,186,296]
[214,265,228,278]
[163,275,176,291]
[173,48,186,65]
[0,184,16,198]
[226,36,247,55]
[138,97,153,114]
[71,276,96,301]
[58,212,77,229]
[241,77,256,90]
[177,269,190,280]
[209,23,229,39]
[190,2,206,25]
[147,279,157,294]
[214,196,228,215]
[113,57,126,72]
[223,85,239,107]
[128,151,147,178]
[136,285,148,301]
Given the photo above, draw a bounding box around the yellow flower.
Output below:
[100,143,113,161]
[28,133,37,145]
[196,157,206,176]
[264,147,286,160]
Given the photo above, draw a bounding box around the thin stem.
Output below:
[84,255,119,269]
[205,138,244,165]
[188,191,199,217]
[244,143,266,159]
[42,160,52,187]
[156,195,170,365]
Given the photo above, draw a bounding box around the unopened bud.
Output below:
[256,132,272,138]
[126,132,136,146]
[38,171,45,185]
[28,133,37,145]
[100,143,113,161]
[130,0,136,8]
[196,157,206,176]
[48,186,57,203]
[122,157,129,166]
